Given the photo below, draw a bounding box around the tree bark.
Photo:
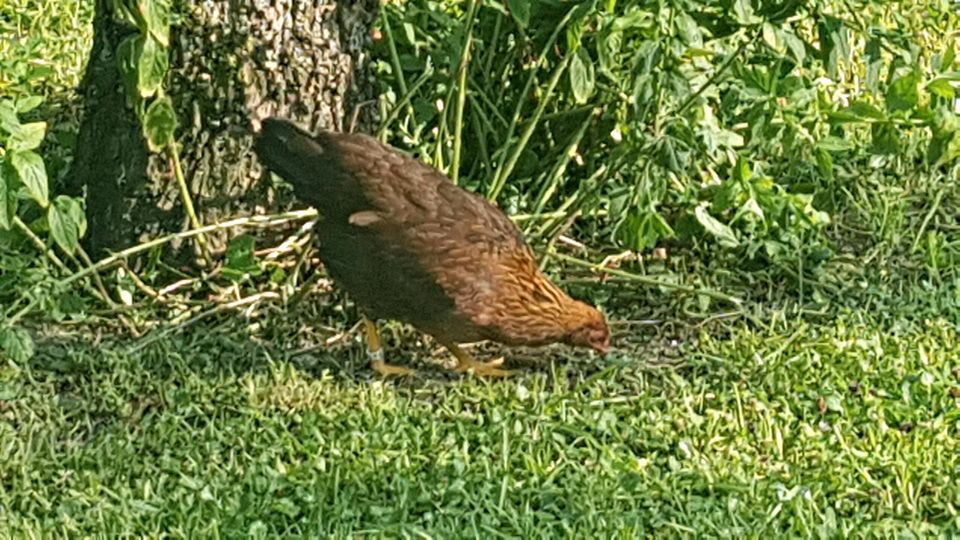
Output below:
[69,0,379,258]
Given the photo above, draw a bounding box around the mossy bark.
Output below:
[69,0,379,258]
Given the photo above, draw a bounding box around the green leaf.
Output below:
[569,47,596,104]
[611,9,652,31]
[116,34,143,101]
[927,112,960,167]
[870,122,900,154]
[141,0,171,47]
[816,148,834,180]
[7,121,46,152]
[0,100,19,134]
[733,0,760,25]
[619,209,674,251]
[927,130,960,168]
[817,136,855,152]
[15,95,43,113]
[111,0,144,27]
[940,42,956,71]
[886,71,921,113]
[817,16,849,79]
[739,197,765,220]
[48,195,87,253]
[713,177,743,214]
[224,234,263,281]
[566,17,584,52]
[0,326,34,363]
[507,0,530,29]
[927,78,956,99]
[714,129,744,149]
[762,22,779,52]
[0,163,18,229]
[848,101,887,121]
[654,137,681,172]
[270,266,287,285]
[864,38,883,93]
[695,203,739,248]
[734,155,753,182]
[778,28,806,64]
[675,12,702,48]
[401,22,416,45]
[138,34,168,98]
[931,71,960,81]
[143,96,178,151]
[10,150,48,207]
[597,27,622,80]
[831,101,886,123]
[0,382,18,401]
[826,110,859,123]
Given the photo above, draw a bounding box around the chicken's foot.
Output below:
[364,318,414,376]
[445,343,515,378]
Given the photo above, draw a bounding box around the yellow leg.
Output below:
[445,343,515,378]
[363,318,414,376]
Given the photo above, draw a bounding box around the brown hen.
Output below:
[255,118,609,377]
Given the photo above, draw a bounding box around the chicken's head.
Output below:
[564,301,611,354]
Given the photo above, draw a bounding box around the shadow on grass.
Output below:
[11,294,960,535]
[21,291,696,415]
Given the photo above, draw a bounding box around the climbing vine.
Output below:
[110,0,209,260]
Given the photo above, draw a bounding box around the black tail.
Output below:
[255,118,370,219]
[254,118,332,196]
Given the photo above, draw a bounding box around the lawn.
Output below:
[2,0,960,537]
[3,294,959,536]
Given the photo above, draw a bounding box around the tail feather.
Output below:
[255,118,342,207]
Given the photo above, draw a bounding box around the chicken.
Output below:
[255,118,610,377]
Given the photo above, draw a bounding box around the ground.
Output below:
[3,286,959,535]
[2,0,960,536]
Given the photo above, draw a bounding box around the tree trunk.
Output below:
[69,0,379,258]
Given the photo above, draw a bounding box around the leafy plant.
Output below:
[828,65,960,167]
[112,0,177,151]
[0,0,93,97]
[110,0,209,260]
[0,97,90,361]
[375,0,960,279]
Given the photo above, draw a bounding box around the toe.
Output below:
[371,359,415,377]
[456,360,515,378]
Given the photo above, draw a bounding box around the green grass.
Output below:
[0,0,93,98]
[3,0,960,536]
[2,303,959,536]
